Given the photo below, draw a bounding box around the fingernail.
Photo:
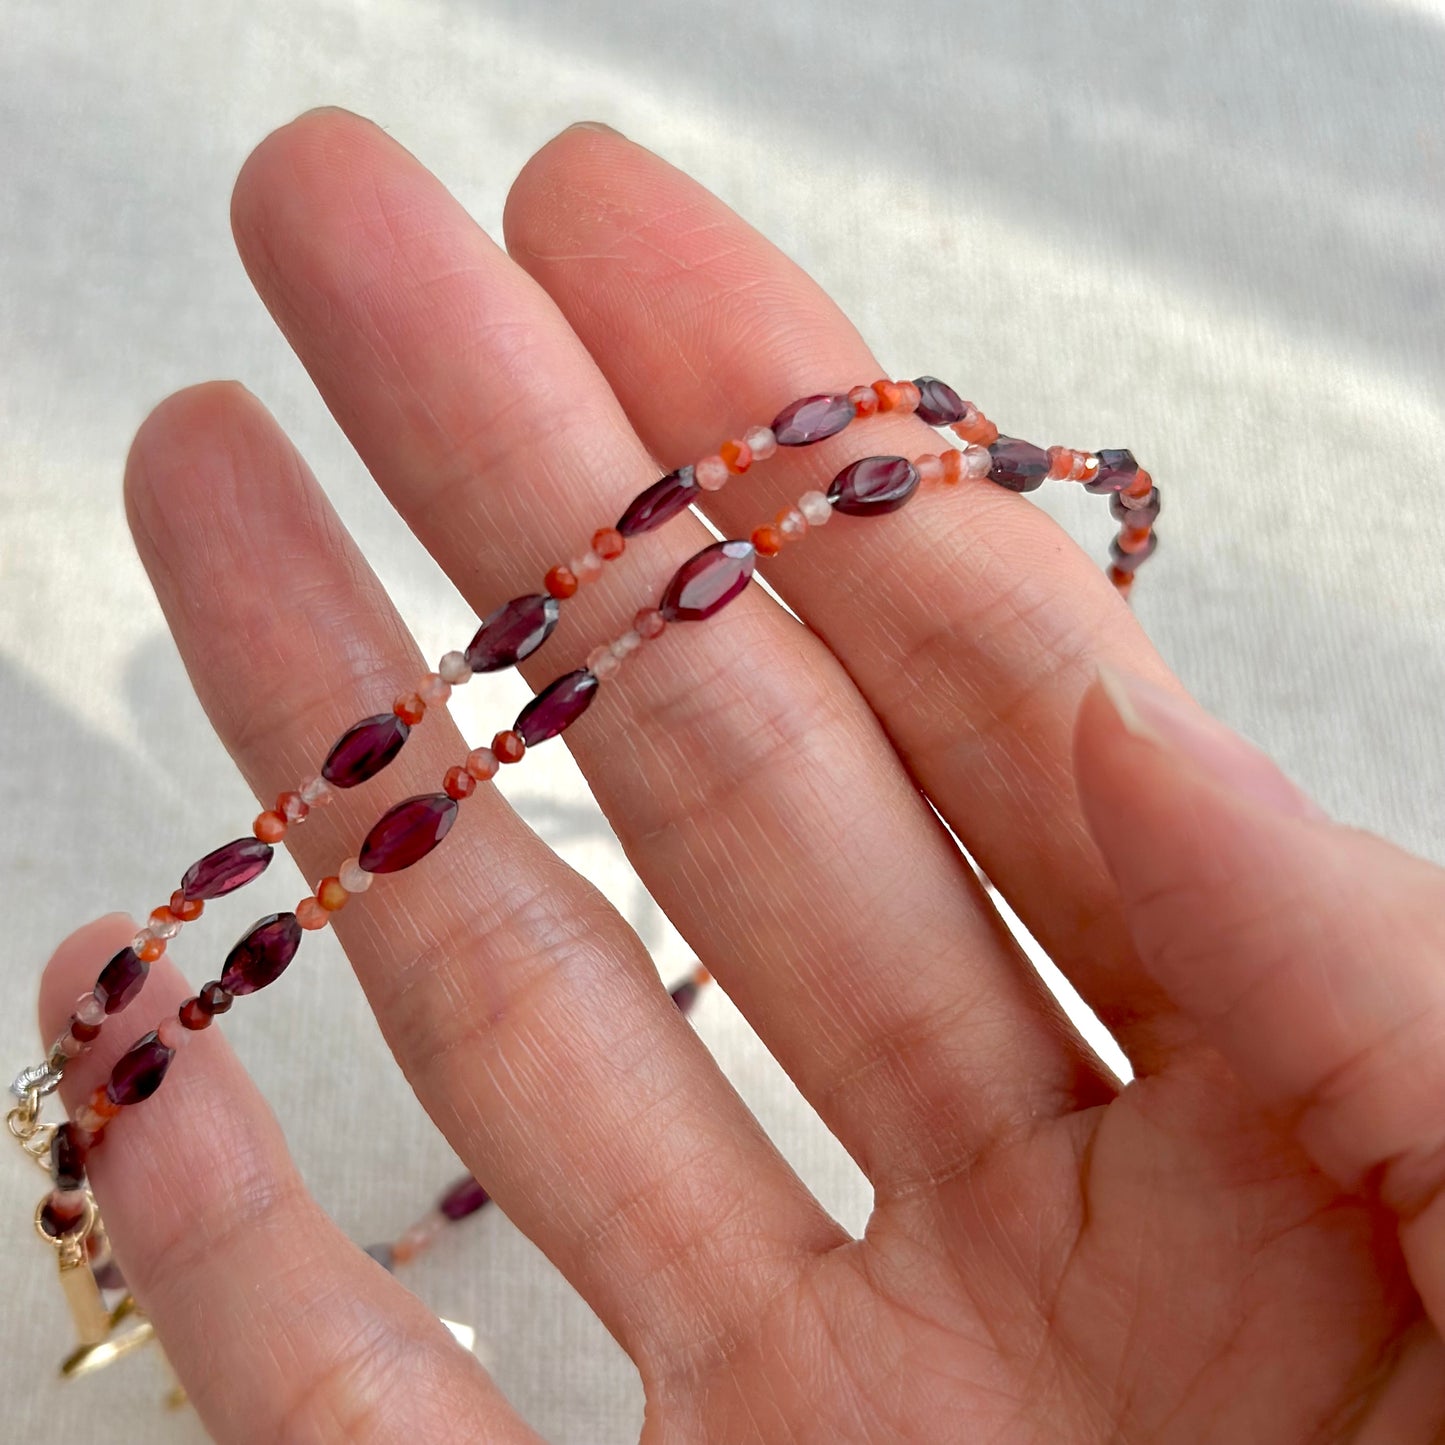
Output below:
[1096,665,1328,820]
[564,120,623,136]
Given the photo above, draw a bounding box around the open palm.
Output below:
[42,109,1445,1442]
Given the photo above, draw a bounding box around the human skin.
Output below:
[34,109,1445,1441]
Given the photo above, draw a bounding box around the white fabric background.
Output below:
[1,0,1441,1439]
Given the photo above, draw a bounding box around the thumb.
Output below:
[1074,666,1445,1331]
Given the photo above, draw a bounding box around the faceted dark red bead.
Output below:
[1085,447,1140,494]
[514,669,599,747]
[1110,486,1161,528]
[659,540,757,622]
[615,466,700,537]
[321,714,412,789]
[94,947,147,1014]
[219,913,303,996]
[465,594,562,673]
[1109,533,1159,572]
[198,980,233,1016]
[911,376,967,426]
[180,837,274,902]
[987,436,1051,493]
[770,393,855,446]
[826,454,921,516]
[50,1122,88,1191]
[358,794,459,875]
[105,1031,175,1107]
[438,1175,491,1221]
[670,979,700,1015]
[39,1191,87,1239]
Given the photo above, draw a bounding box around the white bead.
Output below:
[339,858,372,893]
[73,993,105,1028]
[148,914,181,940]
[300,776,334,807]
[438,651,471,685]
[75,1104,106,1132]
[744,425,777,460]
[587,645,622,680]
[798,489,832,525]
[777,507,807,541]
[694,456,729,492]
[157,1015,188,1051]
[572,550,604,582]
[610,630,642,659]
[962,445,992,479]
[131,929,156,952]
[57,1031,85,1061]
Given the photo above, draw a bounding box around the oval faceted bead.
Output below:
[615,466,700,537]
[359,794,459,875]
[220,913,304,996]
[438,1175,491,1221]
[180,837,274,902]
[986,436,1051,493]
[465,593,562,673]
[659,540,757,622]
[1085,447,1141,494]
[94,946,148,1014]
[50,1122,89,1191]
[105,1031,175,1107]
[514,669,599,747]
[321,714,411,789]
[770,393,855,446]
[827,455,921,516]
[911,376,967,426]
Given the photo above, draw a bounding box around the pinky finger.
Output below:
[36,915,539,1445]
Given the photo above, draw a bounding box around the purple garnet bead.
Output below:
[1085,447,1140,495]
[94,946,148,1014]
[438,1175,491,1222]
[659,540,757,622]
[322,713,411,789]
[50,1122,88,1191]
[827,455,921,516]
[220,913,304,996]
[911,376,967,426]
[514,669,599,747]
[105,1031,175,1108]
[770,393,855,446]
[465,593,562,673]
[616,466,700,537]
[987,437,1051,493]
[1108,533,1159,573]
[179,837,274,902]
[359,794,459,875]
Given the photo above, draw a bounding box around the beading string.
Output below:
[8,373,1161,1371]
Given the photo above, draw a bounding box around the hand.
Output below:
[40,108,1445,1442]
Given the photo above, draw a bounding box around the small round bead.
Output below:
[89,1087,120,1121]
[492,730,526,764]
[68,1014,101,1044]
[1108,564,1136,595]
[179,997,211,1030]
[253,810,288,844]
[743,425,777,460]
[74,992,105,1029]
[587,645,622,680]
[147,906,181,939]
[317,877,349,912]
[848,384,879,417]
[633,608,666,640]
[393,693,426,726]
[572,550,604,583]
[719,439,752,474]
[438,651,471,685]
[134,935,165,964]
[339,858,373,893]
[894,380,921,413]
[591,527,626,560]
[940,449,964,485]
[419,672,452,708]
[443,765,476,801]
[55,1031,85,1060]
[1124,467,1154,499]
[1117,527,1154,555]
[277,791,310,824]
[198,981,232,1016]
[610,630,643,659]
[465,748,499,782]
[393,1212,446,1264]
[299,775,334,807]
[694,455,729,491]
[751,524,783,557]
[1046,445,1074,481]
[544,564,579,599]
[872,379,905,411]
[157,1015,188,1052]
[74,1104,108,1134]
[797,489,832,525]
[296,897,330,931]
[1072,453,1102,483]
[776,507,807,542]
[915,453,944,484]
[169,891,204,922]
[962,445,993,479]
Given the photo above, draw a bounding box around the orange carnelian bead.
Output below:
[443,764,476,800]
[751,524,783,557]
[591,527,625,561]
[940,449,964,485]
[848,384,879,417]
[544,564,579,599]
[296,897,330,931]
[492,730,526,764]
[316,876,349,912]
[169,891,204,922]
[894,380,921,413]
[1046,446,1074,481]
[1124,467,1154,499]
[872,379,905,411]
[253,810,288,844]
[393,693,426,726]
[149,905,178,931]
[276,790,310,824]
[90,1087,121,1121]
[953,414,999,447]
[135,936,165,963]
[1118,527,1153,554]
[719,438,753,474]
[1108,564,1136,591]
